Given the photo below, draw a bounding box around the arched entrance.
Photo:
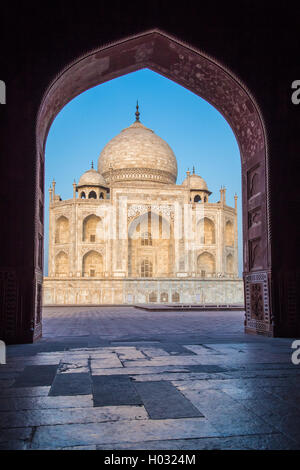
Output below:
[7,29,273,342]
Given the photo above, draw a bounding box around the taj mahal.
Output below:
[43,105,244,306]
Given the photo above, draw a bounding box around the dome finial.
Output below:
[135,100,140,122]
[192,166,195,174]
[91,161,94,169]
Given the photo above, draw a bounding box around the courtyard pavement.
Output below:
[1,306,300,450]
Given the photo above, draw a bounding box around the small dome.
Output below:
[78,168,107,187]
[98,109,178,184]
[182,173,209,191]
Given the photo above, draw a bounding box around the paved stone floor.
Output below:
[1,306,300,450]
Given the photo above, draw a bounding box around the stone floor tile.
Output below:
[179,388,277,436]
[58,358,89,374]
[0,395,93,410]
[242,397,300,443]
[107,347,146,360]
[96,433,299,450]
[134,381,203,419]
[0,405,148,428]
[91,365,192,376]
[90,359,123,370]
[0,386,51,398]
[184,345,223,355]
[49,372,92,396]
[92,375,143,407]
[132,372,227,382]
[140,347,170,358]
[0,426,33,442]
[13,365,58,388]
[0,440,28,450]
[30,417,219,449]
[122,356,226,368]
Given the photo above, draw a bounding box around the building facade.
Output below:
[43,108,244,305]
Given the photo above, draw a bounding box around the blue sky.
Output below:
[45,68,242,275]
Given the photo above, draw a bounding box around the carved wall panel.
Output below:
[245,272,271,335]
[0,270,18,343]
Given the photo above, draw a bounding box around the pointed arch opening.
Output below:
[82,250,103,277]
[55,216,69,244]
[197,252,216,277]
[55,251,69,277]
[33,29,273,339]
[198,217,215,245]
[83,214,102,243]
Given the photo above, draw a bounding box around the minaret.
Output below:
[186,168,191,192]
[49,186,53,203]
[52,178,56,199]
[73,180,77,200]
[220,186,223,204]
[234,193,238,212]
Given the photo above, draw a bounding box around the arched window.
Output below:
[128,211,173,277]
[141,232,152,246]
[83,214,102,242]
[80,191,86,199]
[55,216,69,244]
[197,252,215,277]
[141,259,152,277]
[225,221,234,246]
[194,194,201,203]
[149,292,157,302]
[88,191,97,199]
[160,292,168,302]
[82,250,103,277]
[226,253,234,275]
[172,292,180,302]
[198,217,215,244]
[99,192,104,199]
[204,196,207,202]
[55,251,69,276]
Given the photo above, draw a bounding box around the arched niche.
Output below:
[226,253,234,275]
[83,214,102,242]
[225,220,234,247]
[55,251,69,277]
[82,250,103,277]
[198,217,215,245]
[55,216,69,244]
[197,252,216,277]
[128,211,174,277]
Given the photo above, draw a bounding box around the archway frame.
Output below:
[34,29,272,338]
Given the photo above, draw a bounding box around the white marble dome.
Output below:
[182,173,209,191]
[78,168,107,187]
[97,120,178,184]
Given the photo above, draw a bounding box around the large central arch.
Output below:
[35,29,271,337]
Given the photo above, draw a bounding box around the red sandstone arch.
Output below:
[35,29,272,336]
